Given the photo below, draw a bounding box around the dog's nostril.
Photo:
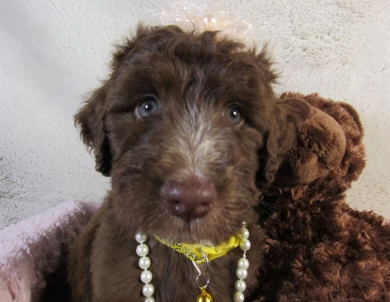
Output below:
[161,177,216,221]
[166,199,186,216]
[193,202,212,217]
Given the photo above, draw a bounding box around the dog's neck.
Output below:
[140,221,264,301]
[154,233,242,264]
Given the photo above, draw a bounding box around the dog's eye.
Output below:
[225,105,243,124]
[137,98,158,118]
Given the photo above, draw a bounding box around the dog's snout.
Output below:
[161,176,216,221]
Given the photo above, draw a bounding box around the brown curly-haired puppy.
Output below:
[253,93,390,302]
[68,25,299,301]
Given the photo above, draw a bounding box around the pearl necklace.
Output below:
[135,222,251,302]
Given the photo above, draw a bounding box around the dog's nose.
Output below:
[161,176,216,221]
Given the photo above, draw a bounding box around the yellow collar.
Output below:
[154,235,241,264]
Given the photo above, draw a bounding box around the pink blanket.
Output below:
[0,200,99,302]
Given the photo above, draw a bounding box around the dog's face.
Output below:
[75,25,297,243]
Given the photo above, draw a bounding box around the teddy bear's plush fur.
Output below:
[251,93,390,302]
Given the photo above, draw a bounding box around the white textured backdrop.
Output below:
[1,0,389,229]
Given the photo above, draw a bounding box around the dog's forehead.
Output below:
[109,49,262,107]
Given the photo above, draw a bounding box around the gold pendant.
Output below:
[196,287,213,302]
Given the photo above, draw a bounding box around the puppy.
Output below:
[68,25,298,302]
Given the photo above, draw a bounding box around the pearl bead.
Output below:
[240,239,251,251]
[233,291,245,302]
[235,280,246,292]
[240,228,249,239]
[142,284,154,297]
[141,270,153,284]
[135,233,148,243]
[236,268,248,280]
[238,258,249,269]
[145,298,155,302]
[136,244,149,257]
[139,257,151,269]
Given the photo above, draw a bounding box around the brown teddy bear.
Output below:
[251,93,390,301]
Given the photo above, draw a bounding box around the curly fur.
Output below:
[253,93,390,302]
[68,25,299,302]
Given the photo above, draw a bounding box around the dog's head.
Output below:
[75,25,298,243]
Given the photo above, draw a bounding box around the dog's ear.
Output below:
[253,47,301,189]
[74,24,183,176]
[74,83,112,176]
[256,101,300,190]
[74,26,149,176]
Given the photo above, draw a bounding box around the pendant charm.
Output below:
[196,287,213,302]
